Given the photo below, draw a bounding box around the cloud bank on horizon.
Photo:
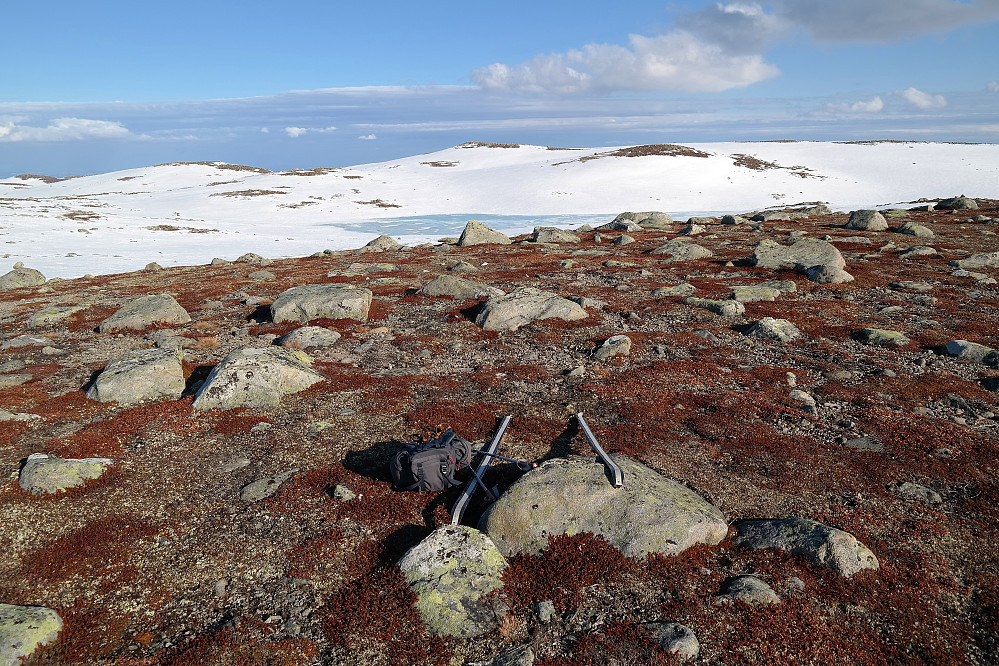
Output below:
[1,0,997,177]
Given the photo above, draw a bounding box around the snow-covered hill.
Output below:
[1,141,997,278]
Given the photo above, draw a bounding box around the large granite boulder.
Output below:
[475,287,587,332]
[361,234,404,251]
[949,252,999,270]
[192,347,324,410]
[530,227,580,244]
[0,266,46,291]
[270,284,372,324]
[749,238,846,270]
[419,275,504,300]
[397,525,508,638]
[274,326,341,349]
[19,453,112,494]
[86,347,185,404]
[734,518,879,577]
[845,210,888,232]
[98,294,191,333]
[649,240,713,262]
[458,220,511,246]
[481,454,728,558]
[937,195,978,210]
[0,604,63,665]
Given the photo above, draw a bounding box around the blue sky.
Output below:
[2,0,998,176]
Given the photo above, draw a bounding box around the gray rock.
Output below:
[570,296,607,309]
[684,297,746,317]
[679,222,706,235]
[716,575,781,605]
[492,645,535,666]
[637,212,674,229]
[897,221,934,238]
[398,525,508,638]
[419,275,503,300]
[362,234,404,251]
[760,279,797,293]
[895,482,943,504]
[271,284,372,323]
[449,260,479,272]
[857,328,910,347]
[890,281,933,293]
[1,335,50,350]
[240,468,299,502]
[949,252,999,269]
[721,214,750,225]
[458,220,512,246]
[98,293,191,332]
[0,267,46,290]
[844,437,884,452]
[531,227,580,244]
[641,622,700,661]
[937,195,978,210]
[593,335,631,360]
[653,283,697,298]
[27,305,86,328]
[650,241,713,262]
[749,238,846,270]
[732,285,781,302]
[475,287,587,331]
[18,453,112,494]
[805,265,854,284]
[790,390,817,411]
[0,409,41,422]
[236,252,272,265]
[248,270,275,281]
[192,347,324,410]
[900,246,937,259]
[481,454,728,558]
[275,326,341,349]
[0,604,63,665]
[613,234,635,246]
[331,484,356,501]
[845,210,888,232]
[144,262,163,271]
[534,601,556,624]
[734,518,879,577]
[86,347,185,404]
[943,339,997,364]
[599,217,644,232]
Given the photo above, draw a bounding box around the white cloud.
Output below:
[826,96,885,113]
[473,28,779,94]
[284,125,337,138]
[357,134,377,140]
[0,117,129,142]
[988,81,999,92]
[901,87,948,109]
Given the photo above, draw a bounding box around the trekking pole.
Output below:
[473,450,536,471]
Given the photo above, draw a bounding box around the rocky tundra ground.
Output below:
[1,199,998,665]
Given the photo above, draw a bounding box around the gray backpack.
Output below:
[389,428,473,492]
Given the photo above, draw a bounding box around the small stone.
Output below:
[248,270,275,281]
[790,390,816,411]
[612,234,635,246]
[806,265,854,284]
[652,283,696,298]
[593,334,632,360]
[641,622,700,661]
[534,601,556,624]
[897,221,934,238]
[685,297,745,317]
[332,484,357,501]
[857,328,910,347]
[491,645,535,666]
[716,575,781,606]
[895,482,942,504]
[732,285,781,302]
[744,317,802,343]
[240,469,300,502]
[844,437,884,452]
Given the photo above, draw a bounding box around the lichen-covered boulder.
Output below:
[749,238,846,270]
[685,297,746,317]
[530,227,580,244]
[419,275,503,300]
[86,347,185,404]
[715,575,781,605]
[192,347,323,410]
[18,453,112,494]
[734,518,879,577]
[593,334,631,360]
[856,328,910,347]
[481,454,728,558]
[731,285,780,302]
[845,210,888,232]
[950,252,999,270]
[745,317,802,343]
[27,305,86,328]
[397,525,508,638]
[270,284,372,324]
[475,287,587,331]
[897,221,934,238]
[98,294,191,332]
[0,267,46,291]
[943,339,997,365]
[458,220,511,246]
[937,195,978,210]
[649,240,713,262]
[0,604,63,665]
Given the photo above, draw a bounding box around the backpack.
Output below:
[389,427,473,492]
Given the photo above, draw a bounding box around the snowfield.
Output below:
[1,140,997,278]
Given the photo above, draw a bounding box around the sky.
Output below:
[2,0,998,177]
